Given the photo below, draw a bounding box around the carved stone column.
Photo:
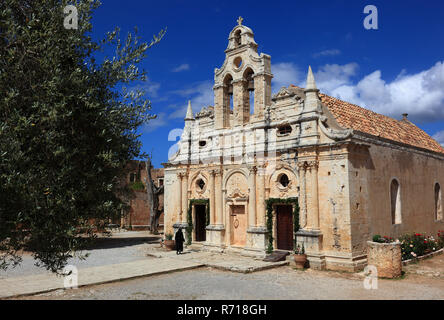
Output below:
[297,162,307,229]
[308,160,320,230]
[209,170,216,225]
[256,164,266,227]
[177,172,184,223]
[181,171,189,224]
[248,166,257,228]
[215,169,223,226]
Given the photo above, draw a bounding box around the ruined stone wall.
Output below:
[123,162,164,230]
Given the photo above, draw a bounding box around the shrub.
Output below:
[372,234,395,243]
[129,181,145,191]
[399,233,440,261]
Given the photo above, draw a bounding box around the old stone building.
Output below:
[121,160,164,230]
[163,18,444,271]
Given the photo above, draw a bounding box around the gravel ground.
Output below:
[0,232,160,279]
[19,266,444,300]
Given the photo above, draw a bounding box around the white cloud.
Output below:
[168,81,214,119]
[172,63,190,72]
[322,61,444,121]
[314,63,359,92]
[271,62,302,93]
[433,131,444,146]
[313,49,341,58]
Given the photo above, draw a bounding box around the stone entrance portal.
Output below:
[230,205,247,246]
[194,204,206,242]
[276,205,293,250]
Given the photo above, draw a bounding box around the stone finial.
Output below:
[305,65,318,91]
[237,16,243,26]
[185,100,194,120]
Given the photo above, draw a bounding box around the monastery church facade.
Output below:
[163,19,444,271]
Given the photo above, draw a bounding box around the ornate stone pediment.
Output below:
[272,87,295,101]
[195,106,214,119]
[227,188,248,199]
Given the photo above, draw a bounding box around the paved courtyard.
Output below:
[2,231,443,300]
[16,265,444,300]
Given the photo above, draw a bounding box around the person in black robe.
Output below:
[175,228,185,255]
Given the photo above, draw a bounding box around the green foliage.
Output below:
[399,232,442,261]
[129,181,145,191]
[372,234,394,243]
[0,0,165,273]
[165,233,173,241]
[265,197,299,254]
[294,243,305,255]
[186,199,209,245]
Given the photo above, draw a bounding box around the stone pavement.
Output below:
[146,248,289,273]
[0,246,287,299]
[0,257,202,299]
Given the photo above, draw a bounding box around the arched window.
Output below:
[390,179,402,224]
[435,183,443,220]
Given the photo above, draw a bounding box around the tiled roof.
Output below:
[318,93,444,155]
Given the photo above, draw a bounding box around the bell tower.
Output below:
[214,17,273,128]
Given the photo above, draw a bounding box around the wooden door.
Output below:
[194,205,206,241]
[276,205,293,250]
[230,205,246,246]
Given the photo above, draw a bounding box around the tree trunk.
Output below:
[145,157,163,234]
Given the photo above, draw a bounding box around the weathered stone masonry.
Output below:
[163,19,444,271]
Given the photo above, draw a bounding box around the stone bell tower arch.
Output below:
[214,17,273,128]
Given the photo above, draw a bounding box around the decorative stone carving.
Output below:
[195,106,214,119]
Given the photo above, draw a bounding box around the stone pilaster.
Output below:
[181,171,188,224]
[297,162,308,229]
[177,172,184,223]
[214,84,229,129]
[307,160,320,230]
[253,73,272,120]
[257,164,266,227]
[232,79,250,126]
[248,165,257,228]
[209,169,216,225]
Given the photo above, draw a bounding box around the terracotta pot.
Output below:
[294,254,307,269]
[164,240,176,250]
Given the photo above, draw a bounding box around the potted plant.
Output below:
[164,233,175,250]
[293,243,307,269]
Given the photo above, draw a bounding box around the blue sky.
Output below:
[91,0,444,167]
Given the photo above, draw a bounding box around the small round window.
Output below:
[197,179,206,190]
[233,57,242,68]
[199,140,206,147]
[279,174,289,188]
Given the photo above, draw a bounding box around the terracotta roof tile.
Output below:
[318,93,444,154]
